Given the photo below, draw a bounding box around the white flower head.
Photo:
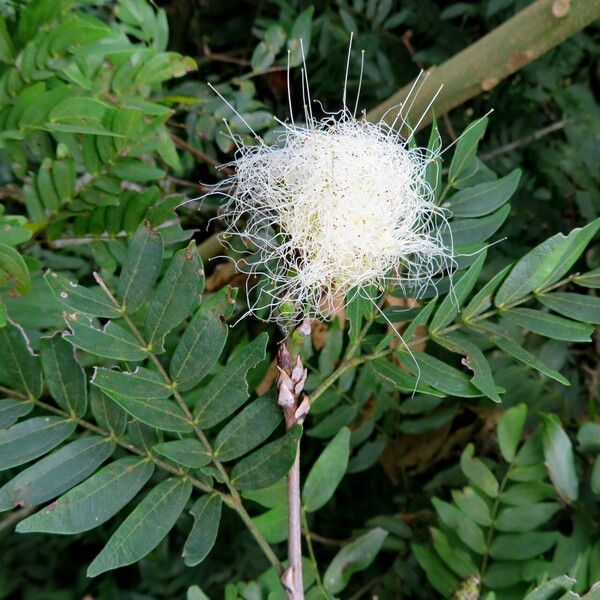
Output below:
[212,39,455,326]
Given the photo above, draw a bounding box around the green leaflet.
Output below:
[17,457,154,534]
[445,168,521,217]
[495,218,600,307]
[497,403,527,463]
[230,425,302,490]
[489,532,559,560]
[302,427,350,512]
[191,333,268,428]
[323,528,388,594]
[102,390,191,433]
[0,398,33,429]
[448,117,488,184]
[413,543,459,598]
[169,305,228,392]
[64,313,148,362]
[90,386,127,436]
[182,494,222,566]
[0,319,42,399]
[45,271,121,318]
[0,242,30,295]
[503,308,594,342]
[538,292,600,324]
[40,334,87,417]
[460,443,499,497]
[87,477,192,577]
[92,366,172,399]
[117,221,164,314]
[429,249,487,333]
[447,204,510,248]
[144,241,202,353]
[213,394,281,462]
[0,417,76,471]
[152,440,211,468]
[0,436,115,511]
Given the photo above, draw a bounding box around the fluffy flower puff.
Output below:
[212,58,455,326]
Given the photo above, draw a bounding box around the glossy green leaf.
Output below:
[460,443,499,497]
[183,494,222,566]
[17,457,154,534]
[323,528,388,594]
[503,308,593,342]
[117,221,164,313]
[429,250,487,333]
[103,391,191,433]
[45,271,121,318]
[497,403,527,463]
[214,394,281,462]
[40,334,87,417]
[92,366,172,399]
[489,532,558,560]
[495,502,561,532]
[538,292,600,323]
[87,477,192,577]
[64,313,148,362]
[0,319,42,399]
[471,322,569,385]
[153,439,211,468]
[448,117,488,183]
[90,386,127,436]
[448,205,510,248]
[446,168,520,217]
[302,427,350,512]
[401,351,484,398]
[499,482,556,506]
[495,218,600,307]
[0,417,75,471]
[192,334,268,428]
[0,398,33,429]
[145,241,202,353]
[230,425,302,491]
[0,436,115,511]
[541,414,578,502]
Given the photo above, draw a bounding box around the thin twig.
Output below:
[171,133,233,175]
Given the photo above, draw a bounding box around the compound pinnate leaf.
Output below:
[495,218,600,308]
[0,417,75,471]
[0,436,115,511]
[231,425,302,491]
[153,440,211,468]
[0,319,42,399]
[192,333,268,428]
[17,457,154,534]
[412,543,459,597]
[117,221,163,314]
[324,528,388,594]
[87,477,192,577]
[497,403,527,463]
[45,271,121,318]
[92,366,172,399]
[145,241,201,353]
[64,313,148,362]
[302,427,350,512]
[40,334,87,417]
[213,394,281,462]
[541,414,579,502]
[182,494,222,566]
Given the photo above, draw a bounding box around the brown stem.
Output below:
[171,134,233,175]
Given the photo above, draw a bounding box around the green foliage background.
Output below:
[0,1,600,599]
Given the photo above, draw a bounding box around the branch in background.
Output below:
[367,0,600,132]
[171,133,234,175]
